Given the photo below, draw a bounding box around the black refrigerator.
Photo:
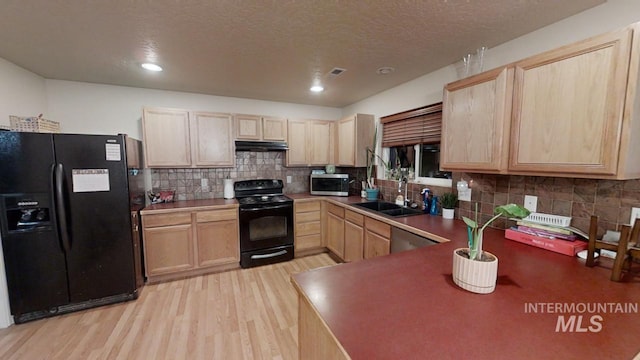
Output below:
[0,132,146,323]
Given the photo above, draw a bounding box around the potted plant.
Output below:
[440,192,457,219]
[452,203,530,294]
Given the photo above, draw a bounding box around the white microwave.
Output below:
[310,174,349,196]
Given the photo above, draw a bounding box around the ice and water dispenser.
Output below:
[1,194,52,234]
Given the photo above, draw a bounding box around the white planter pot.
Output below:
[452,248,498,294]
[442,208,455,219]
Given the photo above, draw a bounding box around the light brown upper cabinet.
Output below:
[442,22,640,179]
[143,107,235,168]
[125,135,143,169]
[509,25,636,178]
[235,114,287,141]
[192,112,235,167]
[286,119,334,166]
[143,107,192,167]
[441,67,513,173]
[337,114,375,167]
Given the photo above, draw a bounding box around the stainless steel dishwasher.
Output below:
[390,227,438,253]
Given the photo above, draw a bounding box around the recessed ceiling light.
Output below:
[141,63,163,72]
[376,66,395,75]
[310,85,324,92]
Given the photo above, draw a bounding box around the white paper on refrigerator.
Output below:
[105,143,121,161]
[72,169,110,192]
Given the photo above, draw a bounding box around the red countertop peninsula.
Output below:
[292,215,640,359]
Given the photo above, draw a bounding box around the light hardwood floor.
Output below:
[0,253,337,360]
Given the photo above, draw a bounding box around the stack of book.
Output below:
[505,218,588,256]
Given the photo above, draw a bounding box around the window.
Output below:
[381,103,452,186]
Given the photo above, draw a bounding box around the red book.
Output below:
[505,229,588,256]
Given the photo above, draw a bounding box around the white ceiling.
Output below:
[0,1,604,108]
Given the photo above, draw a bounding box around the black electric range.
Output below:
[234,179,294,268]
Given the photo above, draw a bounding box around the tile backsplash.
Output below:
[152,152,640,237]
[151,151,322,200]
[371,172,640,236]
[452,172,640,236]
[377,179,451,209]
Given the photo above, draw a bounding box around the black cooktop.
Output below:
[234,179,292,207]
[237,195,292,206]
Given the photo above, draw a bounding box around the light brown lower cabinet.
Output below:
[142,212,195,276]
[326,203,384,262]
[196,209,239,268]
[326,203,345,259]
[294,200,324,255]
[142,206,239,282]
[144,223,195,276]
[343,209,364,262]
[298,291,349,360]
[364,217,391,259]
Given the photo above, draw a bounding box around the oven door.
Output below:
[239,203,293,252]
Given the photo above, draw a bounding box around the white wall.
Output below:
[342,0,640,118]
[45,80,342,139]
[0,58,47,127]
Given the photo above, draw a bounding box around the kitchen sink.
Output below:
[379,207,423,217]
[352,201,423,217]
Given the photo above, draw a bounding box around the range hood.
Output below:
[235,140,288,152]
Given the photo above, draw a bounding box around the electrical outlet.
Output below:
[286,175,292,184]
[200,178,209,192]
[458,189,471,202]
[631,207,640,225]
[524,195,537,213]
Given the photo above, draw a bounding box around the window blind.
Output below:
[381,102,442,147]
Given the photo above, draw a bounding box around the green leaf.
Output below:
[462,216,477,229]
[494,204,530,219]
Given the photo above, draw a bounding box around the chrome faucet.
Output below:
[398,176,409,207]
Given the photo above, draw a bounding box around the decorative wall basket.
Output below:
[452,248,498,294]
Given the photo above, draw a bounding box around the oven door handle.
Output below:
[251,250,288,260]
[241,204,291,212]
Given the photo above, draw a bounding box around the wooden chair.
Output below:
[586,216,640,281]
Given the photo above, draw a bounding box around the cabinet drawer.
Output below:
[143,212,192,227]
[196,208,237,222]
[297,221,321,236]
[327,203,345,217]
[344,209,364,226]
[365,217,391,238]
[296,234,322,250]
[296,201,321,213]
[296,211,320,223]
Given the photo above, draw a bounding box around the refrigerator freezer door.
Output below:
[0,133,70,317]
[53,134,136,302]
[0,132,56,194]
